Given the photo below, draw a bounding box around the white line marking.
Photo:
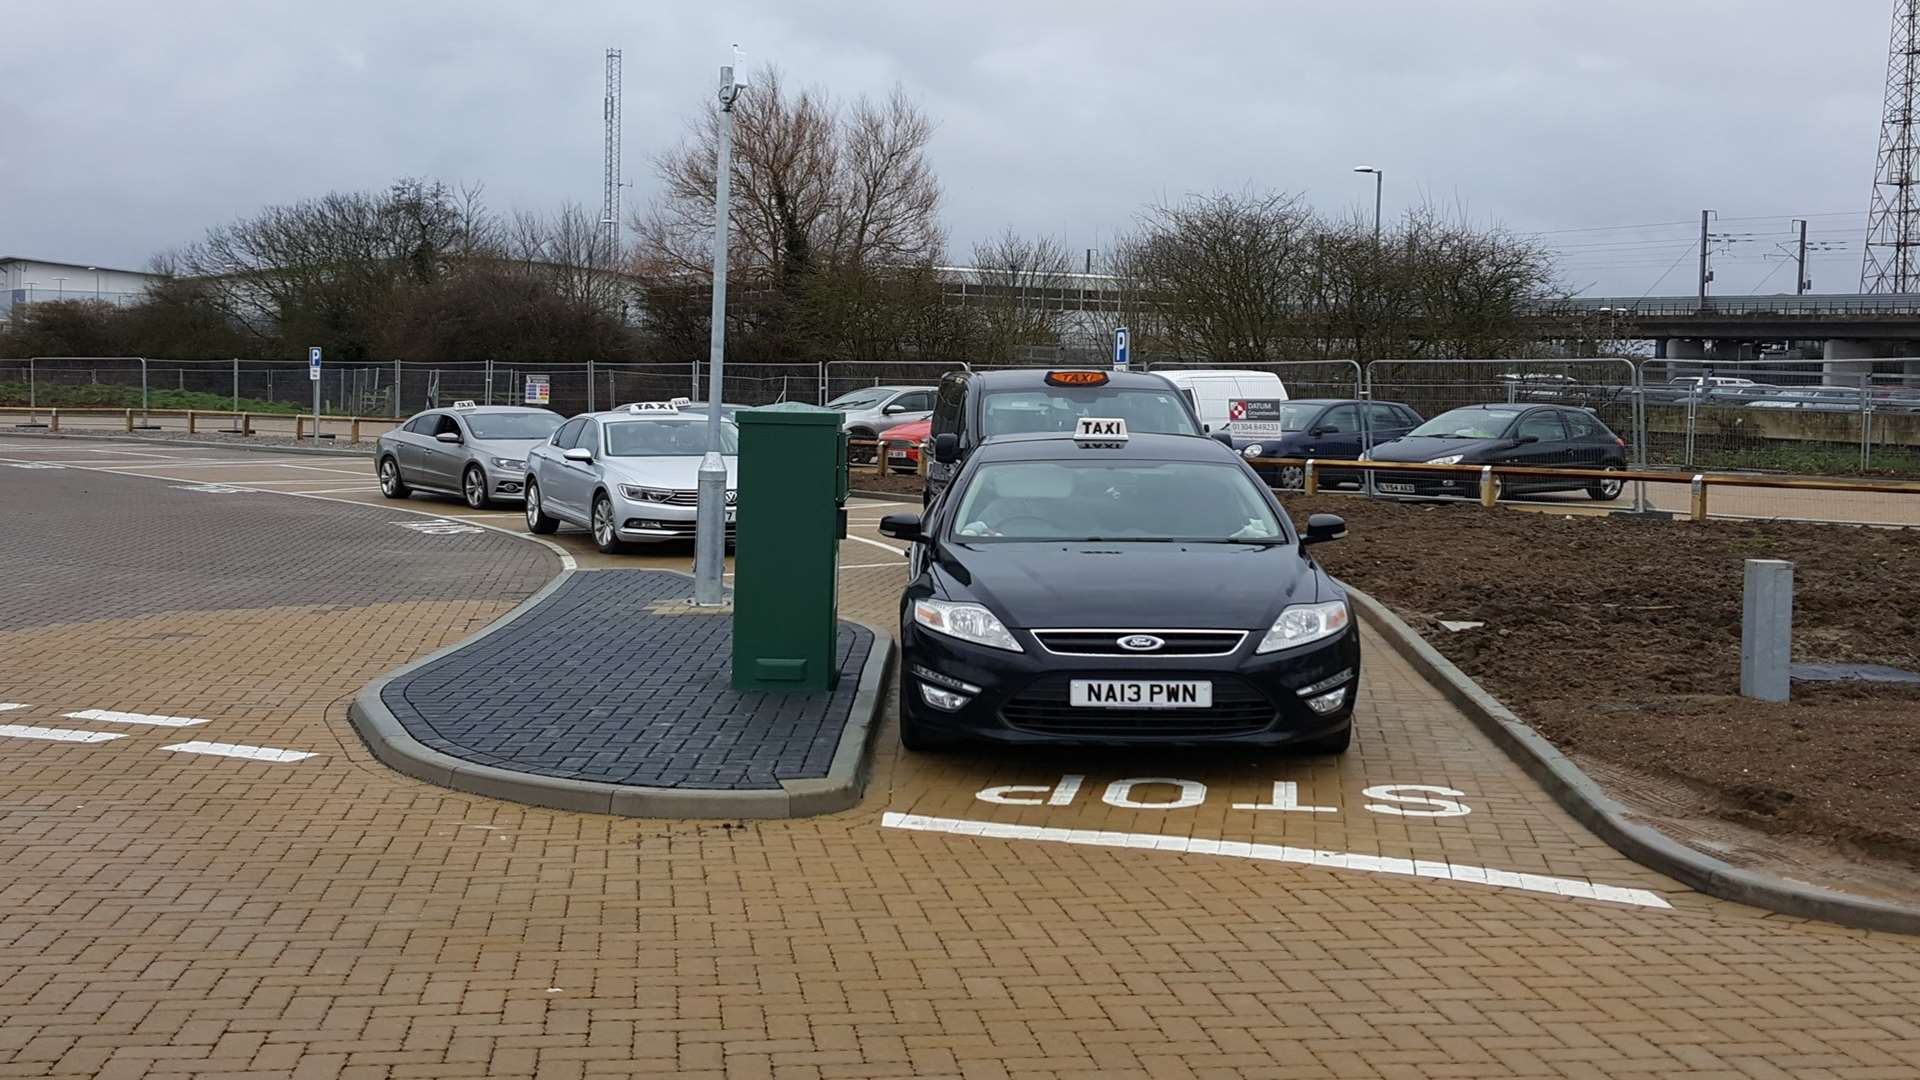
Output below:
[879,812,1673,910]
[0,703,28,713]
[285,485,383,494]
[63,708,209,728]
[846,534,907,556]
[0,724,128,744]
[160,740,317,763]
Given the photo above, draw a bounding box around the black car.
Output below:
[1228,399,1423,489]
[880,422,1359,753]
[1363,403,1629,501]
[923,368,1212,504]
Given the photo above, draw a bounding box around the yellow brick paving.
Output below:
[1,439,1918,1079]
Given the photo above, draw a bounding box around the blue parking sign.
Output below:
[1113,326,1130,371]
[308,346,322,382]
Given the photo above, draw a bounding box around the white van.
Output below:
[1154,369,1290,434]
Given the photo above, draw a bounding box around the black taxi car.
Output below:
[880,417,1358,753]
[923,368,1213,503]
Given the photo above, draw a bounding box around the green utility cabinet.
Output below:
[732,403,850,691]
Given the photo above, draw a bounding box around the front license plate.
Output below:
[1069,680,1212,709]
[887,449,908,459]
[1378,482,1416,494]
[725,508,736,522]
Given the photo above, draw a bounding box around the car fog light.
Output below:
[911,665,981,695]
[919,684,972,712]
[1306,687,1348,715]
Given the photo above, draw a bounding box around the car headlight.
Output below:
[912,598,1023,652]
[1241,443,1264,459]
[1256,600,1351,654]
[619,485,674,502]
[491,457,525,471]
[1425,454,1466,465]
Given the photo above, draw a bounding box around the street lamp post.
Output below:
[52,276,67,300]
[693,56,744,607]
[1353,166,1383,245]
[86,266,101,301]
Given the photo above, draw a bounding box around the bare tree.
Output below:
[1120,190,1317,363]
[968,228,1073,362]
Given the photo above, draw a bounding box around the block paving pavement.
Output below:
[0,438,1918,1079]
[383,571,875,790]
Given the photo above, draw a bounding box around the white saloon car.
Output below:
[523,404,738,553]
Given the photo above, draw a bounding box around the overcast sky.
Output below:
[3,0,1895,296]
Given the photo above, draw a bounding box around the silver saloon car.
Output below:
[377,402,565,508]
[523,404,739,553]
[827,385,936,458]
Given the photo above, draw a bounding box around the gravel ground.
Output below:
[1292,495,1920,871]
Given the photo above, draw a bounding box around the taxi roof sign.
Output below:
[1046,370,1109,387]
[669,396,693,407]
[626,401,680,414]
[1073,417,1129,447]
[452,400,477,409]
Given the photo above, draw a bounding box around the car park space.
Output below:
[8,427,1920,1076]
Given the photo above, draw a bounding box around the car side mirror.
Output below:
[883,402,908,414]
[1302,514,1347,546]
[1310,425,1339,436]
[435,432,462,444]
[1514,434,1539,445]
[878,512,923,542]
[932,433,961,464]
[562,447,593,463]
[1211,431,1234,447]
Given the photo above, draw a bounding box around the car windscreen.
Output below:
[827,391,890,409]
[603,420,738,456]
[951,460,1283,543]
[1410,408,1520,439]
[1269,403,1325,432]
[465,412,563,440]
[979,388,1200,439]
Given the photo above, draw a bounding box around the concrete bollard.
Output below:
[1741,559,1793,703]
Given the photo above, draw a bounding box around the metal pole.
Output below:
[1795,219,1809,295]
[1697,209,1712,310]
[312,359,320,443]
[1631,360,1649,513]
[232,358,239,414]
[693,62,740,607]
[1372,171,1383,247]
[1740,560,1793,703]
[141,358,150,426]
[587,360,597,412]
[393,360,402,417]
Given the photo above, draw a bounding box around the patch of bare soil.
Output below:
[1294,495,1920,880]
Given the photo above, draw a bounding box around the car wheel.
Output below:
[1297,725,1352,756]
[1587,465,1625,502]
[591,493,627,553]
[462,465,492,509]
[524,479,559,534]
[1278,464,1305,490]
[378,456,409,499]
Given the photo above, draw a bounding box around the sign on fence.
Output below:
[524,373,550,405]
[1229,399,1284,436]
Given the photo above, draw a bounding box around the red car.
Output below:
[876,418,930,474]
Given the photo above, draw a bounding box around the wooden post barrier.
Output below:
[1691,475,1708,523]
[1480,465,1498,508]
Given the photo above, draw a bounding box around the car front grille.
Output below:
[653,489,737,506]
[1031,629,1248,657]
[1000,675,1275,739]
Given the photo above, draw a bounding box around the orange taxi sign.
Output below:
[1045,370,1109,387]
